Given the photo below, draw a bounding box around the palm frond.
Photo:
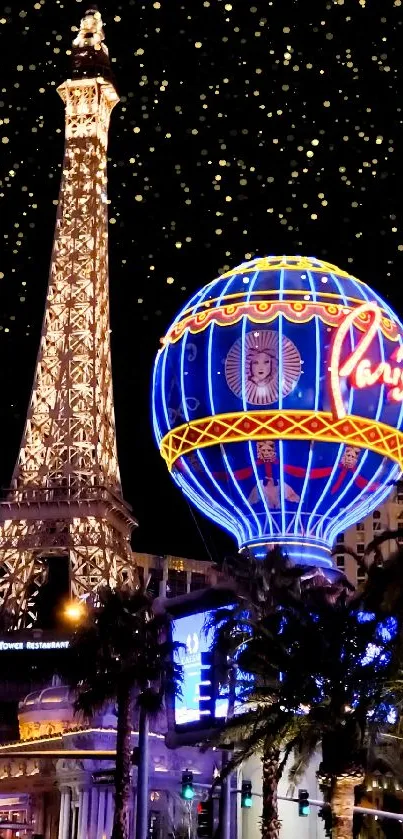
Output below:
[58,583,181,722]
[288,727,322,791]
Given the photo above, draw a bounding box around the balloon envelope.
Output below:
[152,256,403,567]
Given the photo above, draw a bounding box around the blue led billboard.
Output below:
[172,610,228,726]
[170,604,398,737]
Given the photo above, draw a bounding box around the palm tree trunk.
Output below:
[219,668,236,839]
[111,684,133,839]
[261,747,281,839]
[331,776,361,839]
[135,705,150,839]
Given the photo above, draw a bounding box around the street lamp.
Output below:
[63,600,86,623]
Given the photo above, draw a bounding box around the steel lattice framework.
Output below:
[0,10,137,626]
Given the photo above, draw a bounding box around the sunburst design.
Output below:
[225,329,301,405]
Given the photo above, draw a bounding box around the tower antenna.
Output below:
[72,7,114,82]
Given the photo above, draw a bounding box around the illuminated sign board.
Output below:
[0,639,70,652]
[171,604,399,741]
[172,610,228,727]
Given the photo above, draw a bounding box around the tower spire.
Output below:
[72,7,114,83]
[0,14,137,626]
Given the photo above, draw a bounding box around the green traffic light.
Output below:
[182,771,195,801]
[298,790,310,817]
[241,781,253,809]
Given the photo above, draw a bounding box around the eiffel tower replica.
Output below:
[0,8,137,627]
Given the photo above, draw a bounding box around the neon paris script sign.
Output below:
[330,302,403,420]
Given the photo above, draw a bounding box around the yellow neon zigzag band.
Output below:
[159,410,403,472]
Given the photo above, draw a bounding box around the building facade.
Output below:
[334,482,403,586]
[0,511,401,837]
[0,553,223,839]
[135,553,218,600]
[0,687,220,839]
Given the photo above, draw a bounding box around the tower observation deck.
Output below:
[0,8,137,626]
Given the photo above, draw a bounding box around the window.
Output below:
[190,572,207,592]
[397,481,403,503]
[372,511,382,531]
[356,521,364,533]
[357,568,366,582]
[336,533,344,544]
[167,569,187,598]
[336,555,345,569]
[147,567,163,599]
[357,543,365,554]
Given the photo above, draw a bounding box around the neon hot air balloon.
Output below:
[152,256,403,568]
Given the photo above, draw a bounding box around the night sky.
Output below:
[1,0,403,564]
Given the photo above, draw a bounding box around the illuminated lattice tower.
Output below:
[0,8,137,626]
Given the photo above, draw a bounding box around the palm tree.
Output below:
[309,540,403,839]
[207,549,403,839]
[59,584,181,839]
[206,549,340,839]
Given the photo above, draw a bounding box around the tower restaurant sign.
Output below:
[0,639,70,652]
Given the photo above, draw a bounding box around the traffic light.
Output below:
[298,789,310,817]
[197,800,213,838]
[181,770,195,801]
[241,781,253,808]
